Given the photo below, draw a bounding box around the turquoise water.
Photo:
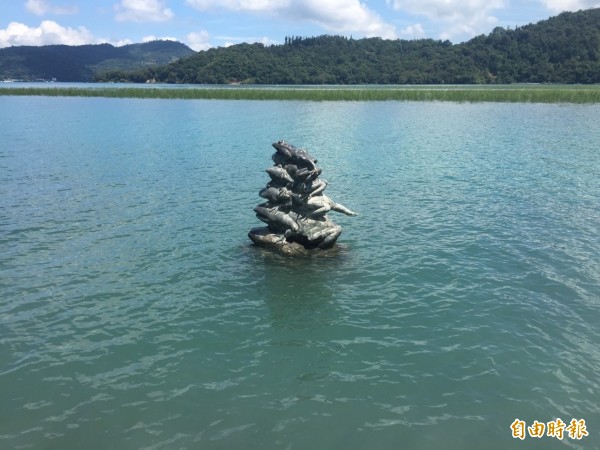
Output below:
[1,96,599,449]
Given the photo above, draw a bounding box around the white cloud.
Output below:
[216,35,277,46]
[0,20,95,47]
[0,20,135,48]
[184,0,287,11]
[256,36,277,46]
[289,0,397,38]
[387,0,504,21]
[387,0,505,41]
[187,30,212,50]
[143,35,178,42]
[540,0,600,12]
[25,0,78,15]
[399,23,425,39]
[109,38,134,46]
[186,0,397,39]
[115,0,174,22]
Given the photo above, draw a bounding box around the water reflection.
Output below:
[245,244,351,329]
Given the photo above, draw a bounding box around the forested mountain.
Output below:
[2,9,599,84]
[0,40,195,82]
[98,8,600,84]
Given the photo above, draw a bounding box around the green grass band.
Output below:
[1,86,600,103]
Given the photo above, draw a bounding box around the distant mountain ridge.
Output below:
[0,40,195,82]
[97,8,600,84]
[2,8,600,84]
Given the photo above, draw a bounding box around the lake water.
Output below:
[1,95,599,450]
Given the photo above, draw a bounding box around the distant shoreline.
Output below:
[2,85,600,103]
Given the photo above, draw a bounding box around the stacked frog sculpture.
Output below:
[248,140,356,255]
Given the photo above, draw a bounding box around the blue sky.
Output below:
[1,0,600,50]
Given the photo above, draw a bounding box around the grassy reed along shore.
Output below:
[2,85,600,103]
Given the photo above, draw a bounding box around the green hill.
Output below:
[0,40,195,82]
[2,9,599,84]
[98,8,600,84]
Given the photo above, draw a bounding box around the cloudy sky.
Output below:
[1,0,600,51]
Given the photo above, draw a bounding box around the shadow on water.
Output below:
[240,242,353,330]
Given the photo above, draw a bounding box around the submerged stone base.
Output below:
[248,226,341,257]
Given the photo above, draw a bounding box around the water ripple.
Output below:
[1,99,599,449]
